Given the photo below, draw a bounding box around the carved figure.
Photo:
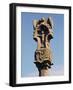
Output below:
[33,17,54,76]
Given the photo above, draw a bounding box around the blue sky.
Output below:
[21,12,64,77]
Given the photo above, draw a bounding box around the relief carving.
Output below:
[33,17,54,76]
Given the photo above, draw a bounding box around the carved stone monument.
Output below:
[33,17,53,76]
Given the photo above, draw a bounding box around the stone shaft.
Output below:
[39,67,49,76]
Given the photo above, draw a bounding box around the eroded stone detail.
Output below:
[33,17,54,76]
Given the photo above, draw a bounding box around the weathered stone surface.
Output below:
[39,67,49,76]
[35,48,52,63]
[33,17,53,76]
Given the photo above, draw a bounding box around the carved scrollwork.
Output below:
[33,17,53,69]
[35,48,52,63]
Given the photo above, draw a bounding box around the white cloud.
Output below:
[23,72,38,77]
[49,65,64,76]
[23,65,64,77]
